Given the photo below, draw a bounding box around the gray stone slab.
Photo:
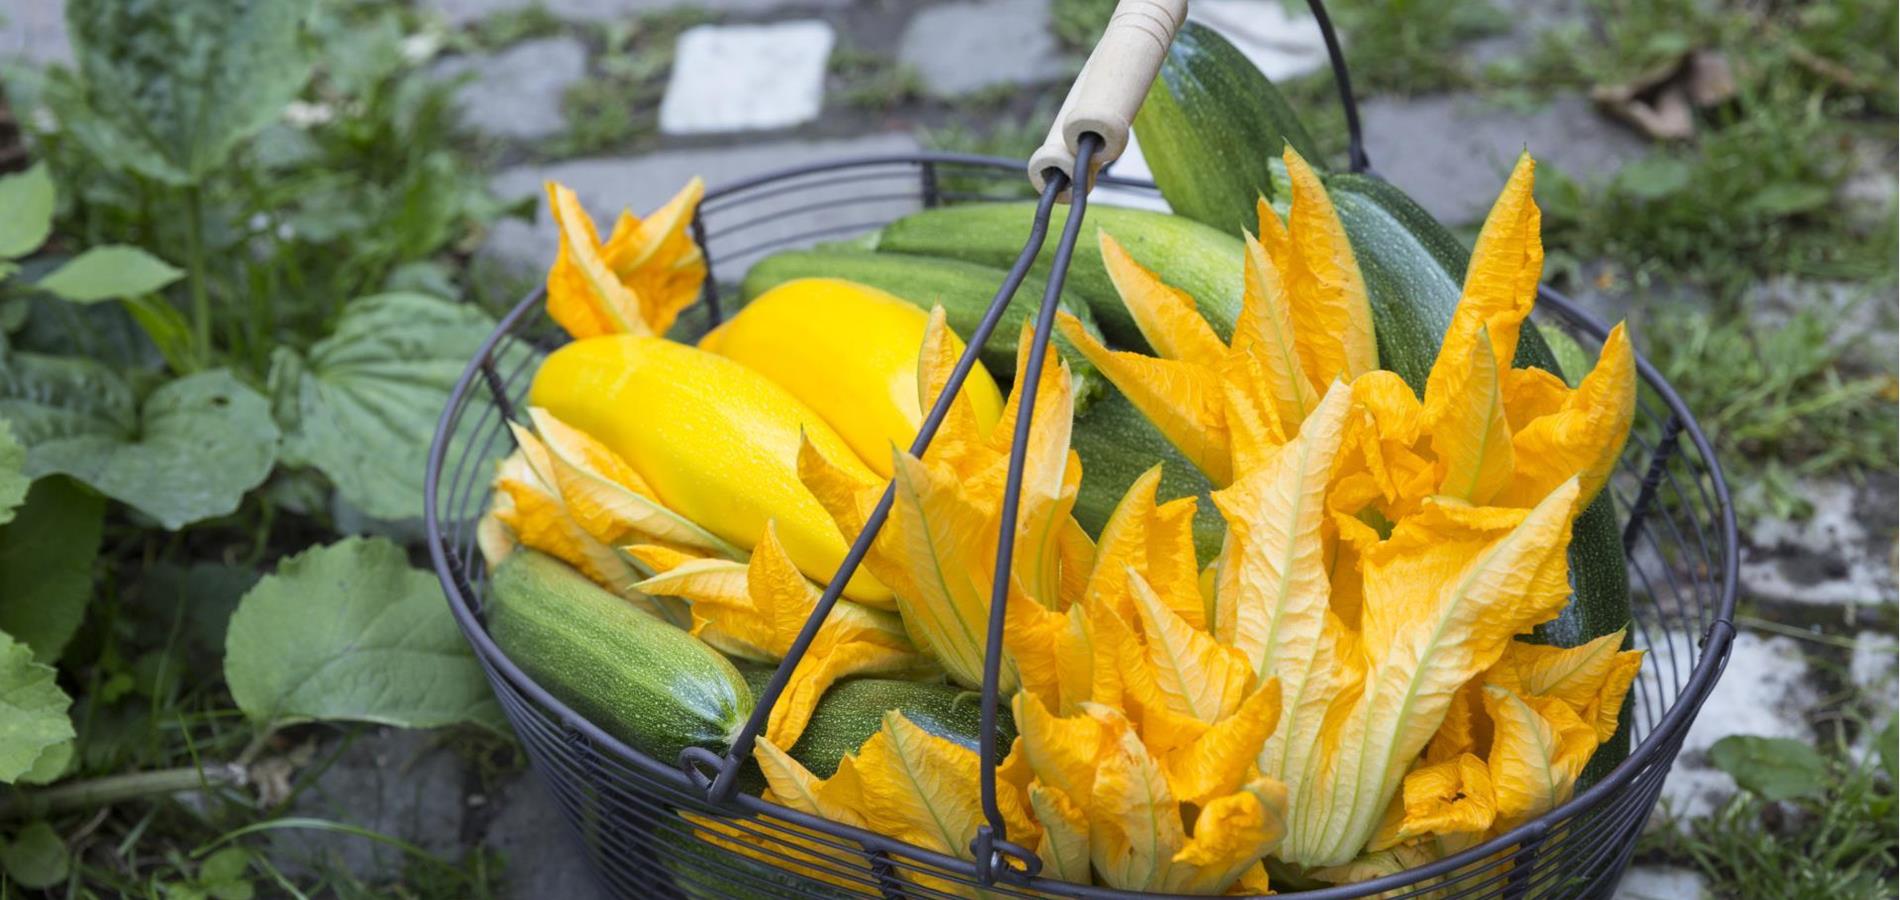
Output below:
[268,730,470,883]
[422,0,849,27]
[486,776,608,899]
[898,0,1068,97]
[659,21,834,135]
[1649,631,1820,821]
[0,0,71,67]
[1359,92,1647,226]
[431,36,589,140]
[1739,477,1897,608]
[1614,865,1711,900]
[484,132,924,276]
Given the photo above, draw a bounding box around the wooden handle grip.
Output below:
[1028,0,1188,198]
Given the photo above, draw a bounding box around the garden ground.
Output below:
[0,0,1893,896]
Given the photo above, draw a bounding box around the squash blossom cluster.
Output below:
[482,148,1644,894]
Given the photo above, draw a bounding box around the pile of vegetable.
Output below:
[476,27,1645,895]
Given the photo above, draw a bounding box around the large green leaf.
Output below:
[273,292,515,522]
[66,0,317,183]
[0,821,70,889]
[0,420,25,525]
[5,364,278,530]
[0,478,103,664]
[0,163,54,260]
[36,246,184,303]
[223,536,501,729]
[1709,735,1830,802]
[0,630,75,785]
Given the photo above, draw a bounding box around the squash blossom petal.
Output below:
[1493,322,1637,509]
[1483,685,1595,830]
[635,522,921,748]
[1277,479,1583,868]
[1257,146,1378,385]
[545,178,706,340]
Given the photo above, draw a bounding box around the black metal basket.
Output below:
[424,152,1738,899]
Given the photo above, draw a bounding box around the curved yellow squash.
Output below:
[530,335,891,605]
[699,278,1004,476]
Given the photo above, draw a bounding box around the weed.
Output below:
[831,47,927,113]
[1049,0,1115,53]
[1638,304,1898,520]
[460,3,564,53]
[1642,718,1898,898]
[552,8,711,156]
[1330,0,1511,94]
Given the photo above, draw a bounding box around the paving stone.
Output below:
[484,131,923,273]
[0,0,71,67]
[422,0,848,27]
[1359,92,1647,225]
[486,775,608,899]
[1739,477,1897,609]
[1649,631,1820,821]
[898,0,1068,98]
[1188,0,1331,81]
[430,36,588,141]
[660,21,834,135]
[268,729,470,882]
[1851,630,1897,710]
[1614,864,1711,900]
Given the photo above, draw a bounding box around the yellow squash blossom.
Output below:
[754,711,1040,898]
[631,523,923,749]
[545,178,706,340]
[796,314,1094,691]
[494,423,687,626]
[1055,146,1376,486]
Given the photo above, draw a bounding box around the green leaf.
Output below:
[1746,183,1832,217]
[36,245,184,303]
[124,294,200,373]
[66,0,317,182]
[197,847,255,900]
[0,420,26,524]
[0,629,75,784]
[1616,157,1693,200]
[0,477,103,663]
[274,293,518,522]
[224,536,501,729]
[8,368,277,530]
[0,821,70,889]
[0,163,54,260]
[1708,735,1830,801]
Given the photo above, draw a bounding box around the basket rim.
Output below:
[424,152,1741,898]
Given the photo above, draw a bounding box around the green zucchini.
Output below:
[1132,20,1321,236]
[1072,388,1224,564]
[737,249,1107,407]
[488,550,752,765]
[873,203,1245,351]
[737,668,1015,777]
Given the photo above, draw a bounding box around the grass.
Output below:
[830,46,927,113]
[1641,714,1898,899]
[1638,305,1897,521]
[552,9,713,157]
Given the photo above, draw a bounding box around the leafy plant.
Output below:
[0,0,524,892]
[1637,305,1897,520]
[1644,725,1899,899]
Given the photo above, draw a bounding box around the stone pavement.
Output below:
[3,1,1893,897]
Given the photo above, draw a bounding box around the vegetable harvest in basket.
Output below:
[480,148,1643,894]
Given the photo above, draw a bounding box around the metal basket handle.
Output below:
[690,0,1368,888]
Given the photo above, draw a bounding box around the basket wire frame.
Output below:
[425,152,1738,899]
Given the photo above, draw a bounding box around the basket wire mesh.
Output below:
[425,151,1738,899]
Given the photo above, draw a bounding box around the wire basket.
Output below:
[424,152,1738,899]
